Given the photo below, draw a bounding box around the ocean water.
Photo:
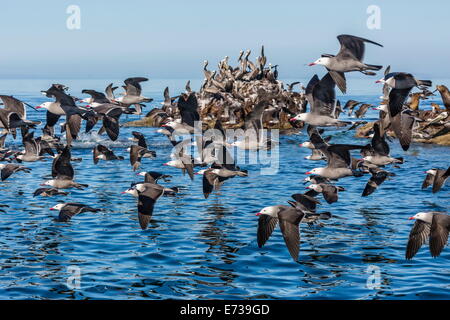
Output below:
[0,78,449,300]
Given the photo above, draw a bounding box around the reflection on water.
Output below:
[0,79,449,299]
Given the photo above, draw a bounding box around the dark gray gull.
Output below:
[376,72,432,90]
[114,77,152,113]
[197,165,248,199]
[33,187,68,197]
[237,90,277,150]
[128,131,156,171]
[344,99,362,116]
[50,203,100,222]
[162,92,200,134]
[136,172,179,196]
[41,145,88,189]
[300,125,329,161]
[196,145,248,198]
[15,129,54,161]
[380,65,391,100]
[376,72,432,151]
[123,175,178,199]
[0,95,40,133]
[303,175,331,185]
[362,167,395,197]
[134,182,165,230]
[87,103,123,141]
[37,84,71,139]
[41,85,95,146]
[256,205,305,262]
[0,133,7,151]
[0,163,31,181]
[256,193,331,261]
[231,105,274,151]
[163,139,196,180]
[422,167,450,193]
[406,212,450,259]
[80,89,111,106]
[309,34,383,93]
[290,73,351,127]
[105,83,118,101]
[305,141,365,180]
[93,144,124,164]
[160,86,178,116]
[305,183,345,204]
[130,145,156,171]
[354,103,372,118]
[361,122,403,166]
[136,171,172,183]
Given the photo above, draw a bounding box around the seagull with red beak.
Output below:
[308,34,383,93]
[406,212,450,260]
[50,203,100,222]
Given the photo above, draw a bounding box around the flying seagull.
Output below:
[406,212,450,260]
[309,35,383,93]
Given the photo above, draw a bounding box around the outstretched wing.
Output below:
[257,215,279,248]
[406,220,431,260]
[53,146,74,179]
[336,34,383,61]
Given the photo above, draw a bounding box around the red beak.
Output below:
[308,63,316,66]
[305,171,312,174]
[49,208,55,211]
[163,163,168,166]
[289,118,296,122]
[36,106,42,109]
[255,213,262,216]
[408,217,415,220]
[375,80,382,83]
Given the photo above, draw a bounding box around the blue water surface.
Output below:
[0,78,449,300]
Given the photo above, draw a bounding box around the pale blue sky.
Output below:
[0,1,448,80]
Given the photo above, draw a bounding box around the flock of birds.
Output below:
[0,34,449,263]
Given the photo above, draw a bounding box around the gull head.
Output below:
[308,57,331,67]
[50,203,65,211]
[409,212,433,224]
[256,206,279,217]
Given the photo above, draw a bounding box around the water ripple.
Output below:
[0,79,449,299]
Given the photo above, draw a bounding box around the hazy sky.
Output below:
[1,1,448,80]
